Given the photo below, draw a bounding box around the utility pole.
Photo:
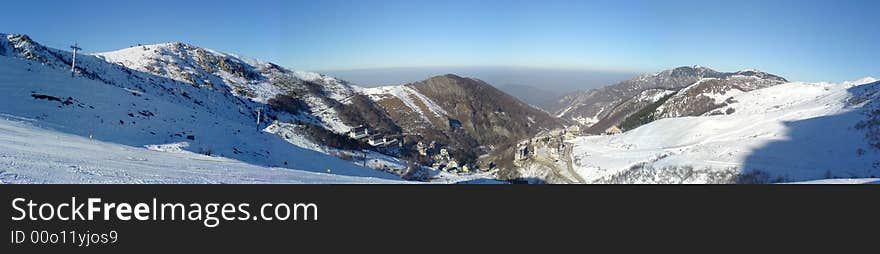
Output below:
[70,43,81,77]
[255,107,263,129]
[363,150,368,167]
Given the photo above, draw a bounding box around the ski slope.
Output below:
[0,45,406,183]
[569,78,880,183]
[0,116,406,184]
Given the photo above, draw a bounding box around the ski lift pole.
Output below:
[255,107,263,129]
[70,43,82,77]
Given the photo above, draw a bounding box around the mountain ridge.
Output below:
[554,65,789,133]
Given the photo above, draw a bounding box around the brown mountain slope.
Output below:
[364,74,567,164]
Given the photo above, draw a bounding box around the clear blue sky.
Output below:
[1,0,877,82]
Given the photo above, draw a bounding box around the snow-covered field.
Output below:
[0,112,493,184]
[785,178,879,184]
[570,78,880,183]
[0,117,407,184]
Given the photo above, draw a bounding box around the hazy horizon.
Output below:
[321,66,639,93]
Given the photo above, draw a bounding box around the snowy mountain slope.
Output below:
[94,41,362,133]
[362,84,450,129]
[0,116,406,184]
[590,88,676,132]
[554,66,722,125]
[569,79,880,183]
[0,34,406,181]
[654,73,787,119]
[555,66,788,133]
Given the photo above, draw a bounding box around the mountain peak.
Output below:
[417,74,497,93]
[427,73,469,82]
[666,65,718,77]
[732,69,788,83]
[845,77,879,87]
[679,65,711,71]
[105,41,208,57]
[3,33,33,42]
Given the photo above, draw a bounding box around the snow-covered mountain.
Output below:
[554,66,788,132]
[504,66,880,183]
[0,33,424,183]
[568,78,880,183]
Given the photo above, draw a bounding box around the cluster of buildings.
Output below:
[347,126,402,155]
[514,125,583,166]
[417,141,473,173]
[347,126,473,172]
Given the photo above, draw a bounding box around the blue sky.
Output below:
[1,0,878,82]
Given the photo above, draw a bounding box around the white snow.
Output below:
[703,89,743,105]
[0,117,406,184]
[571,116,599,126]
[784,178,879,184]
[569,79,880,183]
[145,142,190,153]
[646,89,675,102]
